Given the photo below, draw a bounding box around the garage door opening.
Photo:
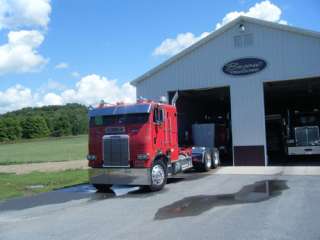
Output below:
[264,77,320,165]
[169,87,233,166]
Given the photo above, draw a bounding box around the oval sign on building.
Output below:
[223,58,266,76]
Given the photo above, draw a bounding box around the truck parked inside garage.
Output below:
[286,110,320,157]
[87,97,220,191]
[266,109,320,161]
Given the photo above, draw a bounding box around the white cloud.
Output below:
[0,0,51,30]
[71,71,80,78]
[153,32,210,57]
[0,30,47,74]
[60,74,136,106]
[38,79,67,94]
[0,74,136,113]
[153,0,287,57]
[46,79,66,91]
[41,92,63,106]
[0,84,34,113]
[279,19,288,25]
[215,0,287,29]
[55,62,69,69]
[0,0,51,74]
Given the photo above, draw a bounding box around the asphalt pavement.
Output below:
[0,171,319,240]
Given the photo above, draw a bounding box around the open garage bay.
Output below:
[169,87,233,165]
[264,77,320,165]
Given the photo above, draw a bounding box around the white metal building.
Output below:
[131,16,320,166]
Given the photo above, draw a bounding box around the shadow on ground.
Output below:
[154,179,289,220]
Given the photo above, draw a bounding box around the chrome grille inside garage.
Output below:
[103,135,129,167]
[295,126,319,146]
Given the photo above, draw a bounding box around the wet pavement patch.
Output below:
[0,184,101,212]
[0,184,147,212]
[0,172,222,212]
[58,184,97,193]
[154,179,289,220]
[0,191,91,212]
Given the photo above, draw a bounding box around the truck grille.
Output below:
[295,126,320,146]
[103,135,130,167]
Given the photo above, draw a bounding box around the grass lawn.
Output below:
[0,135,88,165]
[0,170,88,201]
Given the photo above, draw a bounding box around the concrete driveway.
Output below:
[0,171,319,240]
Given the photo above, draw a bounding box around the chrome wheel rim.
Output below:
[214,153,219,166]
[151,165,165,186]
[206,154,212,168]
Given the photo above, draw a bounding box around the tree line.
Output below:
[0,103,88,142]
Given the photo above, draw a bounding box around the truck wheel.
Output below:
[93,184,112,193]
[212,150,220,169]
[149,159,167,191]
[193,152,212,172]
[202,151,212,172]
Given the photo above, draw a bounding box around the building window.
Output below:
[234,34,253,48]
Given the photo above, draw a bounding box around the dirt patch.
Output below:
[0,160,88,175]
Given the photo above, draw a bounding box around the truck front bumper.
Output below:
[89,168,151,186]
[288,146,320,155]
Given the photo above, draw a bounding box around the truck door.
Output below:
[153,106,165,151]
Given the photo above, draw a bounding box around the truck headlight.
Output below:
[87,154,96,161]
[137,153,149,160]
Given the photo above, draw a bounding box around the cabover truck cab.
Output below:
[87,99,219,191]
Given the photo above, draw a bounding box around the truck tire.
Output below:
[149,159,167,191]
[212,150,220,169]
[202,151,212,172]
[194,151,212,172]
[93,184,112,193]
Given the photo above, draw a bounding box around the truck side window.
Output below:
[153,108,158,123]
[159,109,164,122]
[153,108,164,123]
[94,116,103,126]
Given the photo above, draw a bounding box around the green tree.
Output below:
[52,115,72,137]
[21,116,50,139]
[0,119,8,142]
[1,103,88,140]
[0,118,22,141]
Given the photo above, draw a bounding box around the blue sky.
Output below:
[0,0,319,113]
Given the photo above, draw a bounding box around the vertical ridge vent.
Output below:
[234,34,253,48]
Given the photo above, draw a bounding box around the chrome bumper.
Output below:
[288,146,320,155]
[89,168,151,186]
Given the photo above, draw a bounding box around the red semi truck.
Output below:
[87,98,220,191]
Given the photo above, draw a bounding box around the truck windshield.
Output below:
[90,113,149,127]
[292,112,319,127]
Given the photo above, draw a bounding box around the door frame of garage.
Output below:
[168,86,234,166]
